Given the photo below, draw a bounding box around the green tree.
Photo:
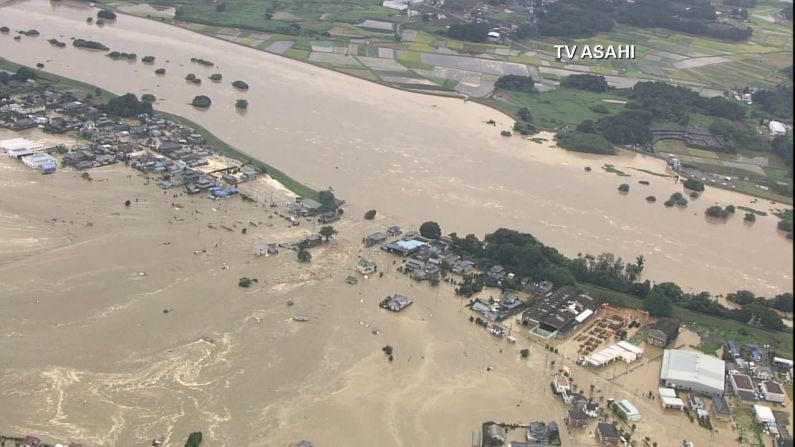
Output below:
[364,209,377,220]
[420,221,442,239]
[517,107,533,122]
[644,291,673,317]
[317,190,337,211]
[319,225,337,241]
[297,249,312,263]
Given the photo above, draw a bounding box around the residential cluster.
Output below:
[0,86,261,197]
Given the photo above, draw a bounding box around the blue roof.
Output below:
[395,239,425,250]
[40,162,57,172]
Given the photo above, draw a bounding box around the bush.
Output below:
[646,195,656,202]
[103,93,153,117]
[297,249,311,263]
[155,68,166,75]
[238,277,253,288]
[97,9,117,20]
[0,27,9,33]
[185,73,201,84]
[618,184,630,192]
[364,209,377,220]
[500,130,513,137]
[744,212,756,222]
[557,131,616,155]
[141,94,156,102]
[495,75,535,92]
[520,348,530,358]
[689,191,699,198]
[382,345,394,356]
[232,80,249,90]
[683,178,705,192]
[185,432,203,447]
[73,39,109,51]
[191,95,212,108]
[142,55,155,63]
[235,99,248,109]
[209,73,222,81]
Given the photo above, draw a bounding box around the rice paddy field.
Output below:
[101,0,792,101]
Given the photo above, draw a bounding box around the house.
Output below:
[646,317,680,347]
[404,258,426,272]
[252,244,278,256]
[365,232,388,247]
[552,374,571,394]
[614,399,641,422]
[659,387,685,410]
[596,422,621,445]
[712,396,732,421]
[356,258,377,275]
[761,381,786,403]
[566,409,588,427]
[386,225,401,236]
[304,234,323,248]
[380,294,413,312]
[451,259,476,275]
[318,211,340,223]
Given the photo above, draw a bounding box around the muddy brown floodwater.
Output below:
[0,2,791,294]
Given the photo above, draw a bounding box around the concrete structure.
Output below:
[252,243,277,256]
[730,373,755,401]
[761,381,786,403]
[646,317,680,347]
[615,399,641,422]
[712,396,732,421]
[660,350,726,396]
[773,357,793,370]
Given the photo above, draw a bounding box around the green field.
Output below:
[484,89,628,129]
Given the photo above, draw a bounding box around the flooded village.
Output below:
[0,2,793,447]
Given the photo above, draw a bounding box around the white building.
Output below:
[553,374,571,394]
[21,153,56,169]
[660,350,726,396]
[753,404,776,425]
[769,120,787,136]
[615,399,641,422]
[356,258,377,275]
[761,381,786,403]
[659,387,685,410]
[583,341,643,367]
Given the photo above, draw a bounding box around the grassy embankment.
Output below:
[578,283,794,358]
[0,58,318,199]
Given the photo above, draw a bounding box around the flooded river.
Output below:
[0,0,791,295]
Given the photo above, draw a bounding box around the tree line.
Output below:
[432,226,791,332]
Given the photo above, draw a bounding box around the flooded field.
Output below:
[0,146,752,446]
[0,0,791,296]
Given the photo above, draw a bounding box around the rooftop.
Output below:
[661,350,725,393]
